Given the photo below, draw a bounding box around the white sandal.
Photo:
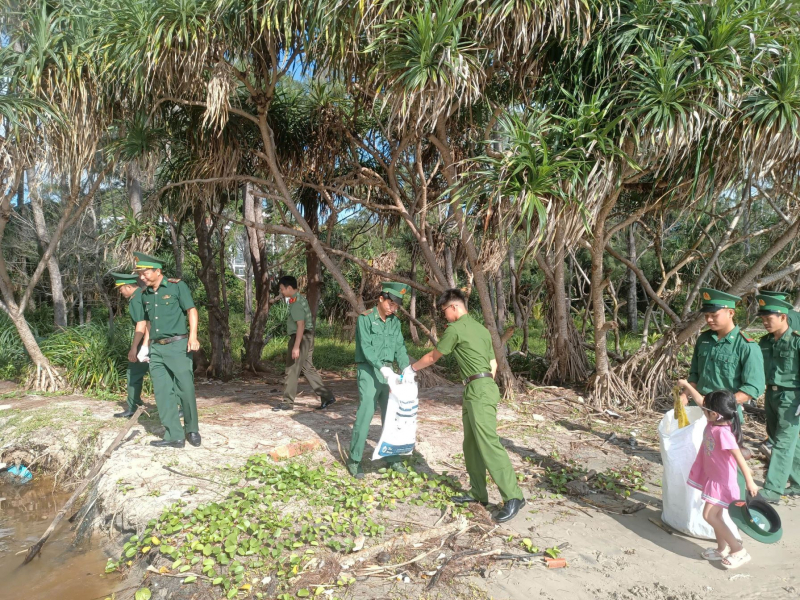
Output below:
[722,549,751,569]
[701,546,729,561]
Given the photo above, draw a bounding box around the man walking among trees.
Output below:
[409,289,525,523]
[756,294,800,501]
[274,275,336,412]
[132,252,201,449]
[347,282,412,479]
[113,272,148,418]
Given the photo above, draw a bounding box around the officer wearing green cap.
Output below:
[111,272,148,418]
[410,289,525,523]
[680,288,765,427]
[756,291,800,459]
[347,282,412,478]
[132,252,201,449]
[756,294,800,502]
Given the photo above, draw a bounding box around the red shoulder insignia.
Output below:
[739,330,755,342]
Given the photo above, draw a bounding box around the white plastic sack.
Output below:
[372,372,419,460]
[658,406,740,540]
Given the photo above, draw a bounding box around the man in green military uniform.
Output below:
[112,272,148,418]
[755,291,800,459]
[758,290,800,332]
[679,288,765,421]
[133,252,201,448]
[410,289,525,523]
[274,275,335,412]
[347,282,411,479]
[756,294,800,502]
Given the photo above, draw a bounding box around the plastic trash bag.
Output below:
[658,406,740,540]
[372,371,419,460]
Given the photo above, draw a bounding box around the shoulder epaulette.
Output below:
[360,309,372,316]
[739,330,756,343]
[167,278,181,283]
[793,330,800,337]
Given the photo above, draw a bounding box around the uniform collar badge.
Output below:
[288,296,297,304]
[162,295,171,299]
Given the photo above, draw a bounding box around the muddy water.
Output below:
[0,475,122,600]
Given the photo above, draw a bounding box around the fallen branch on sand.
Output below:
[340,515,469,569]
[21,405,145,565]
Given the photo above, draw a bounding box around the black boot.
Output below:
[493,498,526,523]
[186,432,202,447]
[451,495,488,507]
[150,439,185,448]
[319,396,336,410]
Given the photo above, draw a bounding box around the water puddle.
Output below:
[0,474,122,600]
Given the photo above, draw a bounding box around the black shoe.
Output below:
[319,396,336,410]
[150,439,185,448]
[186,432,201,447]
[114,410,136,418]
[272,403,293,412]
[493,498,526,523]
[451,495,488,507]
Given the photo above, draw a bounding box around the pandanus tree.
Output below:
[0,0,113,390]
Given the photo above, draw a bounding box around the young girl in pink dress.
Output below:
[676,383,759,569]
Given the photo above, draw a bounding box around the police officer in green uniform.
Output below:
[410,289,525,523]
[112,272,148,418]
[758,290,800,332]
[132,252,201,448]
[347,282,411,479]
[756,294,800,502]
[274,275,335,411]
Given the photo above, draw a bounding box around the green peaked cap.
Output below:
[111,272,138,287]
[699,287,740,312]
[381,282,410,303]
[133,252,164,270]
[756,294,794,315]
[759,290,790,301]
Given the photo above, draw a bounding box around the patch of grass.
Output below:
[107,458,471,597]
[538,457,649,498]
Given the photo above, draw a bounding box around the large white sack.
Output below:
[659,406,740,540]
[372,372,419,460]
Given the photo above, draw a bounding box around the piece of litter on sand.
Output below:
[729,574,751,581]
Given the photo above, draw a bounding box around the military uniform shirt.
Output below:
[128,288,145,327]
[135,279,195,340]
[436,314,494,381]
[688,326,765,399]
[354,307,410,371]
[760,329,800,388]
[287,294,313,335]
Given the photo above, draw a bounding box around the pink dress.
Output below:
[687,422,740,508]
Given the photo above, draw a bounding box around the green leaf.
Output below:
[297,590,310,598]
[134,589,152,600]
[183,575,197,584]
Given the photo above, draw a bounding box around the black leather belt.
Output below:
[463,372,493,385]
[155,334,188,345]
[769,385,800,391]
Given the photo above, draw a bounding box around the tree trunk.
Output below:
[302,190,323,321]
[627,224,638,333]
[536,222,588,384]
[444,246,456,288]
[29,182,67,330]
[166,217,184,278]
[495,267,507,335]
[242,229,253,325]
[242,183,272,370]
[409,258,420,344]
[509,248,522,328]
[193,205,233,381]
[587,190,630,408]
[77,257,85,325]
[126,162,142,217]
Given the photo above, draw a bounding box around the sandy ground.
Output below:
[1,373,798,600]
